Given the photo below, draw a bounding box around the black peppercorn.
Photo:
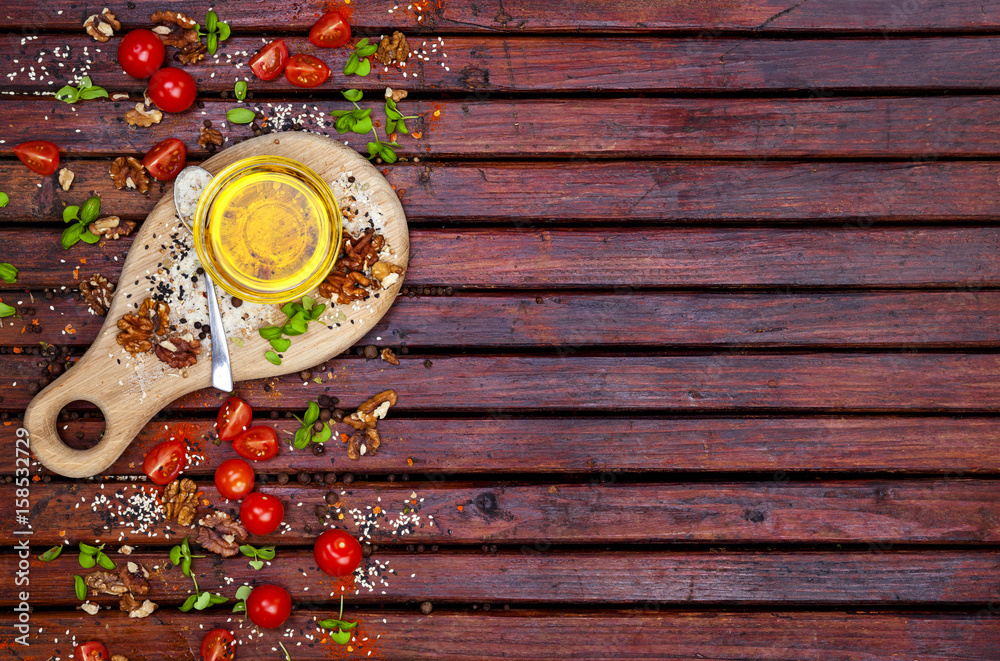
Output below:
[420,602,433,614]
[276,473,289,485]
[364,345,378,359]
[342,472,354,485]
[332,408,345,422]
[231,297,243,308]
[312,444,325,456]
[300,370,312,381]
[318,394,331,407]
[27,382,40,395]
[319,408,331,422]
[313,420,324,433]
[313,472,324,484]
[324,473,337,485]
[314,504,328,517]
[297,472,311,485]
[270,410,279,419]
[325,491,338,505]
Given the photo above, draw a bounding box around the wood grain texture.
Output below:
[7,353,1000,412]
[10,1,1000,32]
[5,611,998,661]
[23,132,408,478]
[6,550,999,607]
[4,291,1000,349]
[23,416,1000,476]
[9,96,1000,158]
[10,160,1000,224]
[6,480,1000,546]
[1,227,998,290]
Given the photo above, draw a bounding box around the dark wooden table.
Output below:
[3,1,1000,659]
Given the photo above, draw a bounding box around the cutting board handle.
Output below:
[24,358,147,479]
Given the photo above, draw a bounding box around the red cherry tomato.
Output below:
[314,529,363,577]
[118,29,165,79]
[75,641,109,661]
[214,458,255,501]
[240,492,284,535]
[309,11,351,48]
[199,628,236,661]
[246,584,292,629]
[216,396,253,441]
[14,141,59,175]
[142,138,186,181]
[249,39,289,81]
[233,425,279,461]
[148,67,197,113]
[285,53,330,88]
[142,438,187,485]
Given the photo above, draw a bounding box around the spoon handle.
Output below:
[205,274,234,392]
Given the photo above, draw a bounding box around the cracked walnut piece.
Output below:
[110,156,151,193]
[175,41,208,65]
[79,273,115,316]
[89,215,137,240]
[198,126,224,148]
[155,336,201,368]
[120,561,150,596]
[163,477,199,526]
[375,31,409,65]
[84,8,120,42]
[139,297,170,335]
[125,101,163,127]
[345,390,397,430]
[58,167,74,191]
[120,593,158,618]
[195,510,248,557]
[347,428,381,460]
[84,570,129,596]
[151,10,199,48]
[116,313,154,354]
[380,347,400,365]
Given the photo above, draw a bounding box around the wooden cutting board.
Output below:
[24,132,409,478]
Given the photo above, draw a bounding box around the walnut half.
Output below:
[195,510,248,557]
[125,101,163,128]
[79,273,115,316]
[345,390,397,430]
[151,10,199,48]
[84,8,120,42]
[163,477,199,526]
[110,156,151,193]
[155,336,201,369]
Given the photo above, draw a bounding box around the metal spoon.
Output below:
[173,166,233,392]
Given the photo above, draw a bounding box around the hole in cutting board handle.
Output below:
[56,402,107,451]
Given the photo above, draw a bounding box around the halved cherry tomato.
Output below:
[314,529,363,577]
[215,458,255,500]
[199,628,236,661]
[309,11,351,48]
[148,67,197,113]
[14,141,59,175]
[142,438,187,485]
[285,53,330,88]
[240,492,284,535]
[118,29,165,79]
[233,425,279,461]
[246,584,292,629]
[142,138,186,181]
[75,640,109,661]
[216,396,252,441]
[249,39,289,81]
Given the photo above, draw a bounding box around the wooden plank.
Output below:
[5,550,999,607]
[8,161,1000,224]
[6,291,1000,349]
[5,611,998,661]
[9,96,1000,158]
[1,227,998,290]
[28,416,1000,476]
[7,1,1000,33]
[7,36,1000,94]
[5,353,1000,412]
[6,480,1000,546]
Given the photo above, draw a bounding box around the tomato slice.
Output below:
[309,11,351,48]
[285,53,330,88]
[233,426,279,461]
[142,438,187,485]
[216,396,252,441]
[75,640,109,661]
[142,138,186,181]
[200,628,236,661]
[249,39,289,81]
[14,141,59,175]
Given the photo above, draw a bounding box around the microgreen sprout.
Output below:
[331,89,401,163]
[318,596,358,645]
[0,302,15,318]
[234,80,248,101]
[343,38,378,76]
[279,641,292,660]
[239,543,275,570]
[290,400,333,450]
[196,10,231,55]
[258,295,325,365]
[55,76,109,104]
[0,262,18,284]
[232,584,252,613]
[0,192,10,207]
[79,542,115,570]
[227,107,256,124]
[74,575,87,600]
[170,536,228,611]
[38,545,62,562]
[61,195,103,249]
[384,97,420,135]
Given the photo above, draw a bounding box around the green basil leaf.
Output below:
[79,86,109,100]
[281,323,303,337]
[63,205,80,223]
[313,422,332,444]
[80,230,101,244]
[257,546,276,560]
[80,196,101,223]
[344,55,359,76]
[209,593,229,604]
[227,107,256,124]
[302,295,315,311]
[78,552,96,569]
[335,114,354,134]
[309,304,326,320]
[39,545,63,561]
[258,326,283,340]
[358,44,378,57]
[270,337,291,353]
[342,89,363,102]
[74,575,87,601]
[386,119,396,135]
[79,75,93,88]
[366,141,380,159]
[304,401,320,425]
[265,350,282,365]
[179,594,198,612]
[218,22,231,41]
[207,32,219,55]
[289,311,308,334]
[292,427,311,450]
[0,263,18,284]
[234,80,247,101]
[248,559,264,570]
[380,144,398,164]
[352,116,372,134]
[397,118,408,135]
[356,58,371,76]
[235,585,253,601]
[356,38,369,48]
[0,192,8,207]
[181,537,190,555]
[96,552,115,570]
[194,591,213,610]
[0,303,16,318]
[239,544,256,558]
[55,85,80,103]
[281,302,296,317]
[169,545,182,565]
[385,104,402,121]
[182,557,192,577]
[331,629,352,645]
[206,10,218,32]
[331,110,351,118]
[232,601,245,613]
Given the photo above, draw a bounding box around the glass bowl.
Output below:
[192,156,342,304]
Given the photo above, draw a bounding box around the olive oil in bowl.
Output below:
[193,156,342,304]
